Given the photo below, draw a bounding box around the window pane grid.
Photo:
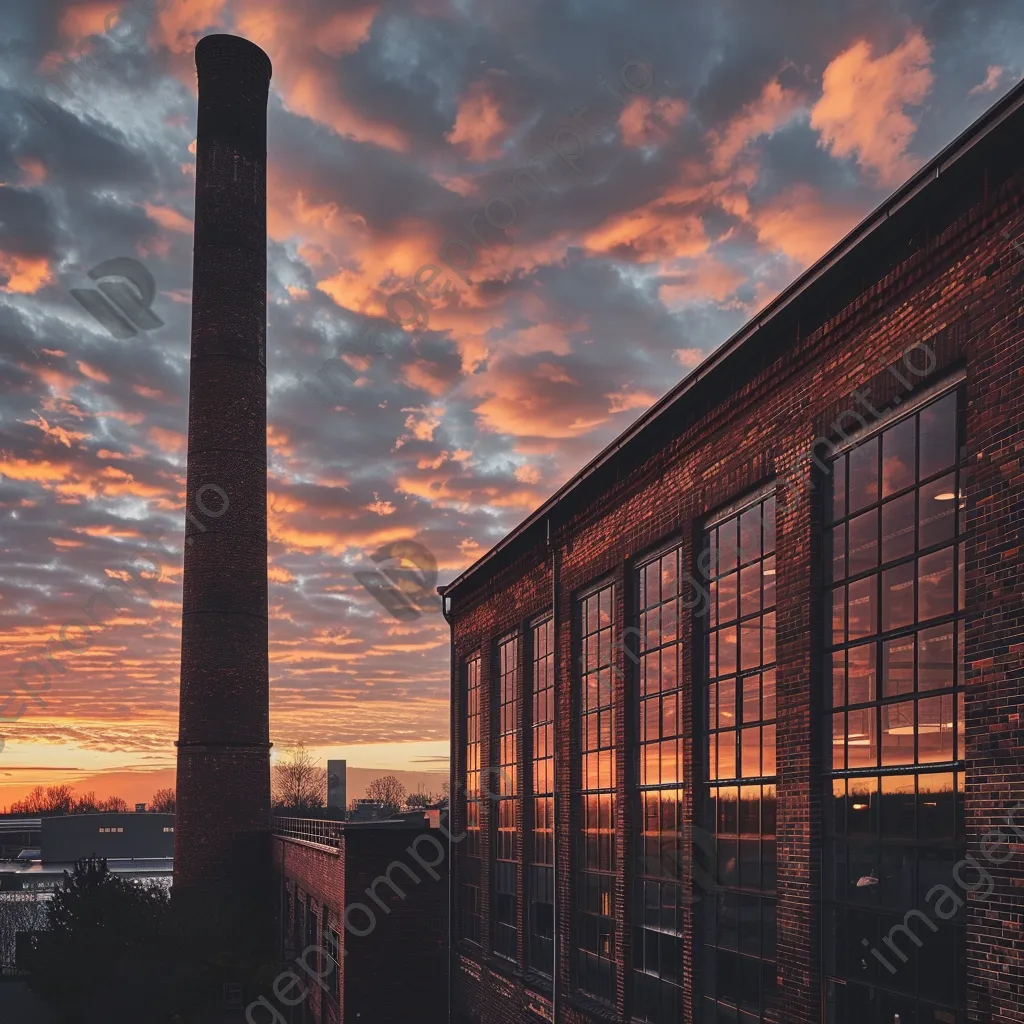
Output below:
[530,617,555,975]
[824,387,967,1024]
[702,495,777,1022]
[494,635,519,961]
[576,583,617,1004]
[461,653,483,945]
[633,547,685,1021]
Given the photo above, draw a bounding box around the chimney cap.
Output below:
[195,33,272,82]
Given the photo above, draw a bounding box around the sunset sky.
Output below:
[0,0,1020,804]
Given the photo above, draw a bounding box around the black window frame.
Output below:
[493,631,520,962]
[821,376,968,1024]
[460,651,484,946]
[573,577,618,1006]
[698,486,779,1023]
[630,540,686,1022]
[528,613,556,978]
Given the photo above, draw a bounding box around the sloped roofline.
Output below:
[441,77,1024,601]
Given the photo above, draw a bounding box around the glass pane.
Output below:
[881,415,916,497]
[846,709,877,769]
[881,701,916,766]
[919,392,957,481]
[919,473,957,549]
[831,454,847,522]
[830,524,846,580]
[847,577,876,640]
[761,725,776,776]
[739,506,762,564]
[881,492,916,564]
[882,637,914,698]
[740,563,761,616]
[848,509,878,575]
[847,643,876,704]
[918,695,955,763]
[719,572,738,623]
[848,436,879,513]
[761,670,776,720]
[918,547,954,622]
[832,652,846,708]
[882,562,915,632]
[918,624,954,691]
[741,727,760,778]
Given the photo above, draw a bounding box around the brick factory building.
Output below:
[440,80,1024,1024]
[269,814,449,1024]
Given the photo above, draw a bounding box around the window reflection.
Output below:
[703,493,777,1022]
[633,547,685,1021]
[576,583,617,1003]
[461,653,483,945]
[824,385,966,1024]
[494,635,518,961]
[529,617,555,975]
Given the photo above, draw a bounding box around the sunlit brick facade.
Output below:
[441,82,1024,1024]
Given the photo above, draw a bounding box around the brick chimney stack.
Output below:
[174,34,272,952]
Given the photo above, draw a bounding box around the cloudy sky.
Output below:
[0,0,1020,800]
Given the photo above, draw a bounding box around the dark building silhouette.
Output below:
[441,81,1024,1024]
[270,815,450,1023]
[174,33,274,952]
[39,812,174,862]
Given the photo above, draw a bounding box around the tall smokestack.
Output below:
[174,34,272,954]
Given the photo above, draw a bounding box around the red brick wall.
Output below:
[448,149,1024,1021]
[273,836,345,1024]
[273,826,449,1024]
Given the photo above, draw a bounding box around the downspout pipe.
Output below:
[548,516,560,1022]
[440,588,455,1024]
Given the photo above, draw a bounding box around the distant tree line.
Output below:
[3,785,175,816]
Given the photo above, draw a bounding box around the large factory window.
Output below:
[529,615,555,976]
[461,652,484,946]
[574,581,617,1005]
[494,633,520,961]
[632,544,685,1020]
[823,383,967,1024]
[700,491,778,1022]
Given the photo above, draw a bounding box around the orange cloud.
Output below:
[583,206,708,264]
[810,30,933,186]
[16,157,47,186]
[619,94,687,147]
[0,252,53,293]
[659,259,746,306]
[674,347,705,368]
[58,2,114,41]
[470,362,609,439]
[148,426,187,456]
[144,203,193,234]
[24,412,90,449]
[154,0,230,55]
[751,184,862,266]
[77,361,110,383]
[969,66,1005,97]
[447,79,508,162]
[709,78,806,171]
[232,2,406,152]
[606,387,660,415]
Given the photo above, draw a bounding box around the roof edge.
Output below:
[441,76,1024,601]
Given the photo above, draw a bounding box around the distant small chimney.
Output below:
[327,759,347,813]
